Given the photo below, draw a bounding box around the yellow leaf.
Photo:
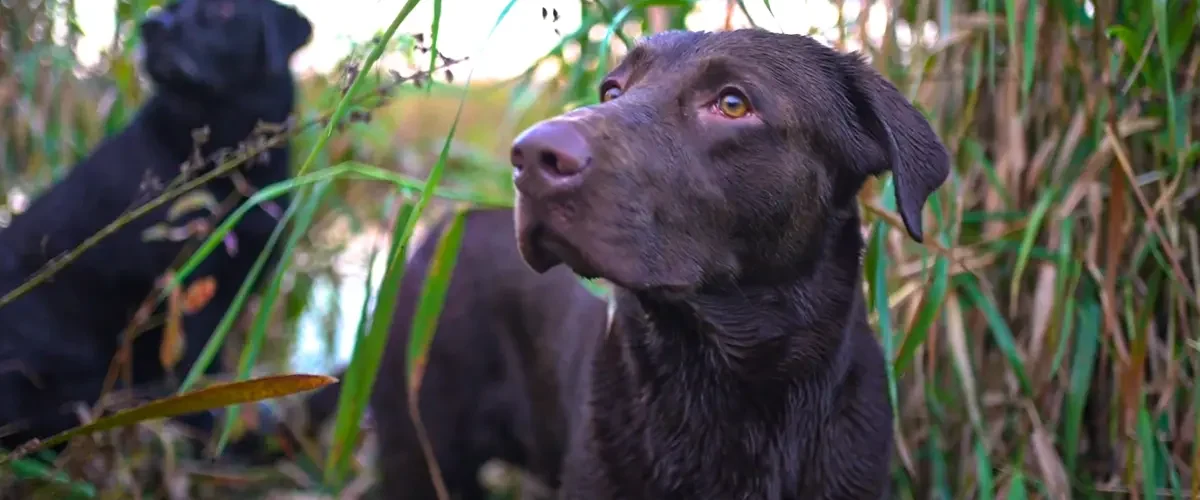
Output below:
[167,190,219,222]
[141,224,171,242]
[182,276,218,315]
[160,286,186,372]
[0,374,337,462]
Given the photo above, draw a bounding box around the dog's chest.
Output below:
[578,330,831,500]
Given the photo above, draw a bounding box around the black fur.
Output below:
[0,0,312,453]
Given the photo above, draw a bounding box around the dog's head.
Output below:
[139,0,313,97]
[511,29,950,293]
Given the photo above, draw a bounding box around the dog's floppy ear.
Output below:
[261,2,313,75]
[839,53,950,243]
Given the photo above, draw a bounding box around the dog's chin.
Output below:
[517,223,699,300]
[516,223,599,279]
[513,199,703,294]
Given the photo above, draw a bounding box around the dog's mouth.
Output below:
[521,223,602,280]
[516,210,703,296]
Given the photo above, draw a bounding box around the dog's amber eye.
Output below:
[716,90,750,119]
[600,86,622,103]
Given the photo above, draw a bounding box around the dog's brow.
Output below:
[617,46,651,75]
[692,58,742,91]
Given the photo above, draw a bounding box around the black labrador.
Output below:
[0,0,312,454]
[507,29,949,498]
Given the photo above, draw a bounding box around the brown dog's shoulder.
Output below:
[369,206,609,498]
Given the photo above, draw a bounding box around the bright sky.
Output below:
[69,0,910,81]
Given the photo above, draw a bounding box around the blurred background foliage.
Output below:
[1,0,1198,498]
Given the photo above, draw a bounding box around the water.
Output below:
[287,231,392,374]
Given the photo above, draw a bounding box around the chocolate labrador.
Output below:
[363,28,947,500]
[508,29,949,498]
[0,0,312,454]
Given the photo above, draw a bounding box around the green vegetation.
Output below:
[1,0,1197,498]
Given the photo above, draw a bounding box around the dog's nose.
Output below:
[140,11,176,42]
[511,120,592,182]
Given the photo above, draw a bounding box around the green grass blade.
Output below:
[401,207,468,499]
[1063,294,1100,475]
[293,0,424,178]
[868,177,900,421]
[1020,1,1037,103]
[734,0,762,28]
[596,0,691,84]
[172,159,495,393]
[1006,469,1028,499]
[2,459,96,498]
[595,5,634,81]
[958,277,1034,397]
[177,193,302,392]
[323,200,413,486]
[894,252,947,374]
[1136,405,1160,500]
[169,162,501,288]
[426,0,443,83]
[406,207,466,390]
[1008,188,1058,312]
[1152,0,1182,159]
[975,436,995,500]
[211,180,332,456]
[323,0,519,486]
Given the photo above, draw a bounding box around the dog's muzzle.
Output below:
[510,118,600,276]
[138,10,207,88]
[140,8,176,43]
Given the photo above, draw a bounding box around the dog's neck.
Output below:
[593,212,868,495]
[139,74,298,163]
[613,210,865,389]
